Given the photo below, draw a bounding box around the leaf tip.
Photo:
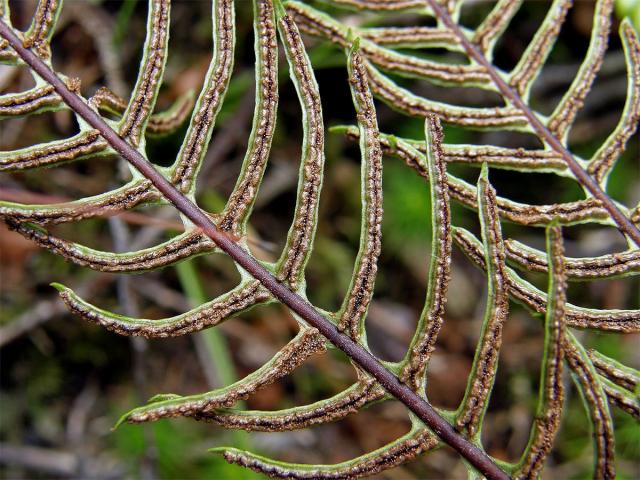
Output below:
[112,411,131,431]
[273,0,287,20]
[348,33,361,52]
[209,447,244,464]
[50,282,69,293]
[477,162,490,185]
[617,7,640,35]
[424,114,443,153]
[328,124,348,134]
[208,447,229,456]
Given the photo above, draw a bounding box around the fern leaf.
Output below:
[455,164,509,439]
[52,280,270,336]
[91,87,195,137]
[587,20,640,185]
[119,328,325,425]
[565,336,616,479]
[171,0,235,194]
[588,349,640,392]
[219,0,278,233]
[600,378,640,420]
[0,179,160,225]
[472,0,522,56]
[287,2,491,86]
[399,115,451,392]
[196,378,385,431]
[22,0,63,59]
[115,0,170,147]
[0,131,109,172]
[453,227,640,333]
[0,81,75,117]
[274,6,325,290]
[214,426,437,480]
[504,237,640,279]
[513,224,566,479]
[364,132,613,225]
[336,126,567,172]
[364,64,528,128]
[335,40,383,340]
[508,0,571,98]
[7,222,214,273]
[547,0,614,141]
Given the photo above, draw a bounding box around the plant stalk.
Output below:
[0,19,509,480]
[424,0,640,247]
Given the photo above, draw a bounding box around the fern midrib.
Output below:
[0,17,510,480]
[424,0,640,247]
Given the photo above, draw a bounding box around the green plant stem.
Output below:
[175,260,237,388]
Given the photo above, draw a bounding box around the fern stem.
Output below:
[0,18,510,480]
[423,0,640,247]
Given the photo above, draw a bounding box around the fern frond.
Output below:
[274,6,325,290]
[91,87,195,137]
[1,0,638,477]
[360,132,614,226]
[508,0,571,98]
[335,40,383,340]
[547,0,614,140]
[513,223,566,479]
[472,0,521,56]
[22,0,63,59]
[364,64,526,128]
[455,164,509,439]
[317,0,426,12]
[336,126,567,173]
[360,25,459,51]
[52,280,270,336]
[453,227,640,333]
[0,179,160,224]
[0,0,15,62]
[7,222,214,273]
[399,115,451,392]
[323,0,640,240]
[588,349,640,392]
[587,20,640,185]
[171,0,235,194]
[119,328,326,424]
[504,237,640,279]
[196,378,385,431]
[0,79,77,117]
[600,378,640,420]
[564,336,616,479]
[214,426,437,480]
[0,131,109,172]
[115,0,171,147]
[219,0,278,233]
[288,2,491,86]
